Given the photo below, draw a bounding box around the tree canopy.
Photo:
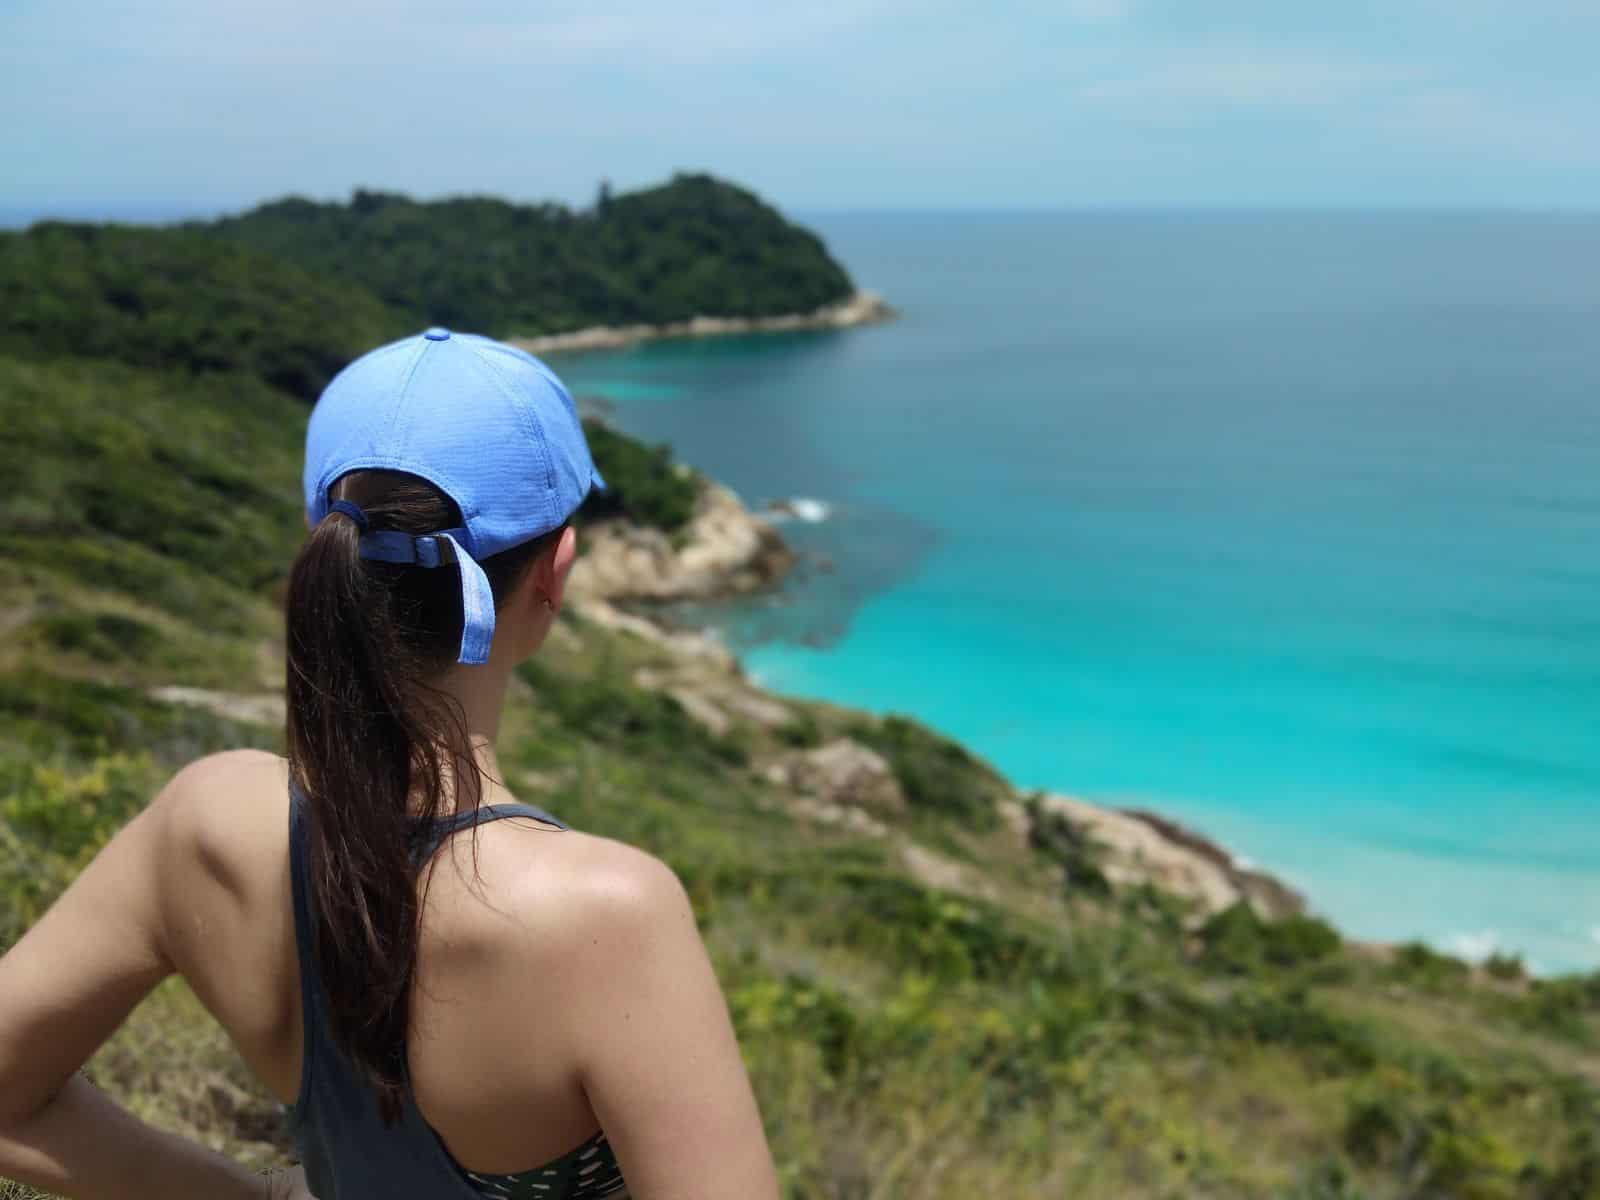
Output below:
[207,172,855,335]
[0,173,857,399]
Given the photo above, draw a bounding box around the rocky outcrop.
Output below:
[763,738,907,816]
[1016,793,1305,922]
[148,686,285,727]
[568,480,795,604]
[1120,807,1305,920]
[511,291,895,356]
[571,599,737,672]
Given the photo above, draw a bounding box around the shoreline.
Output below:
[509,289,896,357]
[575,500,1586,976]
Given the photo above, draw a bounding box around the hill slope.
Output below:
[0,222,398,400]
[1,350,1597,1200]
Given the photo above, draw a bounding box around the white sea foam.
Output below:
[766,496,832,523]
[791,497,831,522]
[1446,929,1501,963]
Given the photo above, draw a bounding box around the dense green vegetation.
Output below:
[0,174,857,406]
[206,173,854,335]
[0,223,396,399]
[3,189,1598,1199]
[577,416,701,534]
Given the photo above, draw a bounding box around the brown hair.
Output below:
[285,468,565,1122]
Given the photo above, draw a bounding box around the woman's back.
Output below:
[155,749,770,1199]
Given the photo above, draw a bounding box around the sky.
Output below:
[4,0,1600,214]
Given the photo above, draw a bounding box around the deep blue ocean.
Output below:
[557,212,1600,974]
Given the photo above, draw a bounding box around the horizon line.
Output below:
[4,199,1600,231]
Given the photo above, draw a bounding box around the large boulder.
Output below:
[764,738,907,816]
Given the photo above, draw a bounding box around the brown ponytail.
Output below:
[285,468,563,1123]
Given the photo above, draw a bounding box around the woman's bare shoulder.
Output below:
[153,750,291,889]
[461,823,690,947]
[161,748,288,813]
[423,817,694,997]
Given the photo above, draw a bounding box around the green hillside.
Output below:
[1,184,1597,1198]
[0,222,396,399]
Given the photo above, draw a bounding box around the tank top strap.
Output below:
[285,780,328,1095]
[411,801,569,866]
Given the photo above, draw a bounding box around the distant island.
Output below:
[0,172,886,398]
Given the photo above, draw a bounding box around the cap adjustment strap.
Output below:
[353,525,496,666]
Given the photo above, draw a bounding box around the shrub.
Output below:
[517,659,747,771]
[807,869,1068,987]
[1212,987,1378,1074]
[0,753,160,948]
[847,714,1005,829]
[1484,952,1526,982]
[775,710,824,749]
[729,974,859,1076]
[1509,973,1600,1042]
[1197,902,1342,975]
[1388,941,1472,988]
[577,419,699,534]
[1344,1087,1420,1166]
[30,611,165,665]
[1022,790,1110,897]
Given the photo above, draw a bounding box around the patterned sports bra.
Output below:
[456,1127,625,1198]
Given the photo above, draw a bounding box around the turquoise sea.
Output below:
[557,212,1600,974]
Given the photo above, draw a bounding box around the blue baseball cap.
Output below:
[303,326,606,666]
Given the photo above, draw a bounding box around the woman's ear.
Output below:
[552,525,578,587]
[530,525,579,611]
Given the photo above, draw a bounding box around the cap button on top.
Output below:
[423,327,451,341]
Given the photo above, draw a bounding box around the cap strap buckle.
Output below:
[355,526,495,665]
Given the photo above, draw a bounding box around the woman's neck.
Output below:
[430,655,514,816]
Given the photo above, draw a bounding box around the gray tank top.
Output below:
[284,783,571,1199]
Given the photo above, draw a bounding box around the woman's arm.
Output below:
[555,844,779,1200]
[0,762,300,1200]
[0,1074,274,1200]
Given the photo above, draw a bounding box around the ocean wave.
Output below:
[765,497,832,523]
[1445,929,1502,963]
